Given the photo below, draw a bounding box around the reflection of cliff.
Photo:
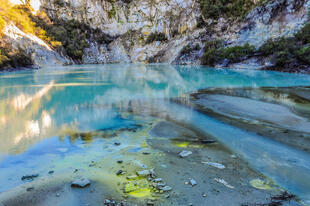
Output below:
[0,81,56,154]
[2,65,310,155]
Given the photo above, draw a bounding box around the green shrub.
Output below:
[258,37,296,56]
[180,45,191,55]
[295,46,310,65]
[257,23,310,67]
[221,43,255,62]
[201,39,224,65]
[146,33,167,44]
[201,40,254,65]
[295,23,310,44]
[199,0,257,20]
[273,51,294,67]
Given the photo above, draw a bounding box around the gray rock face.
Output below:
[39,0,202,64]
[235,0,310,48]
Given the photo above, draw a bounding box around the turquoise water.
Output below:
[1,64,310,204]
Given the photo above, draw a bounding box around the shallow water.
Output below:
[1,64,310,205]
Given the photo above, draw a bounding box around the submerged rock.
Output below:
[194,94,310,133]
[214,178,234,189]
[189,178,197,186]
[26,187,34,192]
[21,174,39,181]
[149,121,198,138]
[126,175,138,180]
[116,170,125,176]
[179,150,192,158]
[154,178,162,182]
[71,178,91,188]
[114,141,121,146]
[136,169,156,178]
[161,186,172,192]
[137,170,151,177]
[202,162,225,169]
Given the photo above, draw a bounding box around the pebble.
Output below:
[137,170,151,177]
[21,174,39,181]
[147,201,155,206]
[179,150,192,158]
[104,199,111,204]
[116,170,125,175]
[202,162,225,169]
[126,175,138,180]
[71,178,91,188]
[149,169,156,178]
[56,193,60,197]
[161,186,172,192]
[202,193,207,197]
[189,178,197,186]
[231,155,237,159]
[26,187,34,192]
[214,178,234,189]
[154,178,162,182]
[200,140,216,144]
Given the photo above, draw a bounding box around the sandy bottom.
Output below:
[0,117,300,206]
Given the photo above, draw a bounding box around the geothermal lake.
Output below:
[0,64,310,206]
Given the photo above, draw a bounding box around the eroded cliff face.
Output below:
[40,0,204,64]
[236,0,310,47]
[1,0,310,70]
[2,23,72,67]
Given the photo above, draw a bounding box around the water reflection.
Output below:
[0,64,310,202]
[0,64,310,155]
[11,81,54,111]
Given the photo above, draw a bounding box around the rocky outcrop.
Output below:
[236,0,310,48]
[2,23,72,68]
[40,0,204,64]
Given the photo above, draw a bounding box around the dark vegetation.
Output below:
[180,43,201,56]
[201,40,255,66]
[199,0,261,20]
[0,47,33,69]
[146,32,167,44]
[258,23,310,67]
